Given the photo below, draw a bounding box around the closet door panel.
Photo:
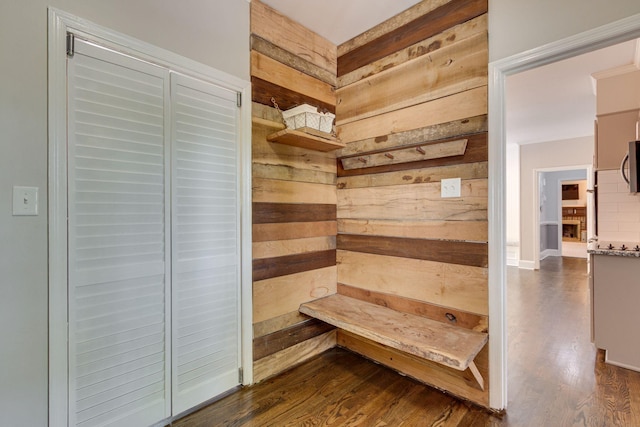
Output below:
[171,74,241,414]
[68,39,170,427]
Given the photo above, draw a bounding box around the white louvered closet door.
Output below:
[170,74,241,414]
[67,38,242,427]
[67,39,171,427]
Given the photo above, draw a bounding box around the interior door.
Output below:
[67,38,171,427]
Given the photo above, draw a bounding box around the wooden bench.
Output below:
[299,294,488,390]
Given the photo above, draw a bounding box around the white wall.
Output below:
[0,2,249,425]
[488,0,640,61]
[519,136,594,264]
[506,143,520,264]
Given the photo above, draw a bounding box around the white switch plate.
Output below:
[441,178,461,198]
[13,186,39,216]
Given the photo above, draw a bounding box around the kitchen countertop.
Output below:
[588,242,640,257]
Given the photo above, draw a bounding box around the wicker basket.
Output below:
[282,104,335,133]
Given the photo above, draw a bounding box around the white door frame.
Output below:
[48,8,253,425]
[488,12,640,410]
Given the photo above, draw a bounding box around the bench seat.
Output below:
[299,294,488,389]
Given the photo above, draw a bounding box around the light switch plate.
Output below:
[441,178,461,198]
[13,186,39,216]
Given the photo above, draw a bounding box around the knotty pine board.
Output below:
[253,236,336,260]
[336,33,487,125]
[337,234,487,268]
[337,162,488,189]
[337,218,488,243]
[253,178,337,205]
[253,249,336,282]
[253,318,335,361]
[251,35,337,86]
[253,330,337,383]
[337,331,489,406]
[337,250,488,315]
[253,221,337,242]
[337,0,488,76]
[253,124,336,174]
[337,179,488,221]
[251,0,336,74]
[338,15,487,88]
[251,51,336,107]
[253,266,337,324]
[337,283,488,332]
[336,86,487,143]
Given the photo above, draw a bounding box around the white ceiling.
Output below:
[262,1,640,147]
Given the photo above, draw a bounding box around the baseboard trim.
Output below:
[518,260,535,270]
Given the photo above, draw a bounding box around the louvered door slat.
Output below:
[68,39,169,427]
[171,74,241,414]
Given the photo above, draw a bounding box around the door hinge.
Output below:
[238,367,244,383]
[66,33,75,58]
[237,92,242,108]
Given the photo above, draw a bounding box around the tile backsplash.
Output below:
[597,169,640,242]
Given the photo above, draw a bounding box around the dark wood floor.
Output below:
[173,257,640,426]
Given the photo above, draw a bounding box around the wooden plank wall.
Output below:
[250,0,338,383]
[335,0,490,406]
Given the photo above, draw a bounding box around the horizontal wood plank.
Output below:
[299,294,487,370]
[253,318,336,361]
[253,178,337,204]
[337,283,488,332]
[336,86,487,143]
[337,331,489,405]
[253,330,337,383]
[337,162,488,189]
[253,266,337,323]
[253,202,336,224]
[338,14,487,88]
[253,249,336,281]
[253,221,337,242]
[253,163,336,185]
[253,124,337,175]
[337,234,488,268]
[338,133,487,177]
[252,76,336,115]
[251,0,336,73]
[253,236,336,260]
[254,310,311,339]
[251,35,337,86]
[337,179,488,221]
[252,50,336,107]
[337,0,451,57]
[336,33,487,125]
[337,219,488,242]
[337,0,488,76]
[337,250,488,315]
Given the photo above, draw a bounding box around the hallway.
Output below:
[174,257,640,426]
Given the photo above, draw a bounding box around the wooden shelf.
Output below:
[300,294,488,390]
[267,127,345,152]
